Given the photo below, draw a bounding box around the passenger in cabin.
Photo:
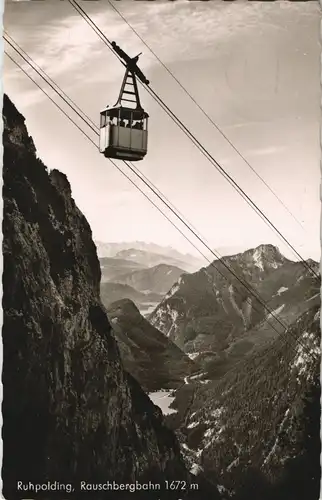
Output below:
[132,121,142,130]
[120,118,126,127]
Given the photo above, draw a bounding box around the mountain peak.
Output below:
[107,298,141,317]
[221,243,286,273]
[252,243,283,256]
[249,243,285,266]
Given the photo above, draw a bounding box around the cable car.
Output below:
[99,42,149,162]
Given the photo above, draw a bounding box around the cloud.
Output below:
[247,146,287,157]
[3,0,319,259]
[115,1,267,63]
[5,0,318,110]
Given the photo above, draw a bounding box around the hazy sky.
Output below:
[3,0,321,261]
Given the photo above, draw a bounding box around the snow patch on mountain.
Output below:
[262,409,291,467]
[267,304,285,319]
[253,247,265,271]
[291,330,320,382]
[187,421,199,429]
[227,457,240,472]
[166,305,179,337]
[190,463,203,476]
[164,277,183,300]
[188,352,200,360]
[217,484,229,495]
[228,284,250,328]
[186,406,226,456]
[189,372,208,382]
[277,286,288,295]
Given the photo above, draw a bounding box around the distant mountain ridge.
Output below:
[115,263,186,295]
[115,248,196,272]
[95,241,205,272]
[100,282,162,317]
[100,256,146,282]
[149,244,320,376]
[99,250,189,316]
[99,261,186,316]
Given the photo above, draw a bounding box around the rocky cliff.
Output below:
[2,94,219,500]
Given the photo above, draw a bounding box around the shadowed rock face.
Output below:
[106,299,199,392]
[2,94,210,500]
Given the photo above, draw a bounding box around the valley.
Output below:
[102,239,321,499]
[99,249,189,317]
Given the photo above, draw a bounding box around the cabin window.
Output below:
[100,113,108,128]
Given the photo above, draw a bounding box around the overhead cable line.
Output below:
[4,32,98,132]
[4,36,296,337]
[4,52,98,147]
[4,36,98,138]
[5,51,207,258]
[7,32,306,331]
[68,0,318,280]
[4,44,319,363]
[106,0,305,232]
[6,35,319,348]
[5,51,321,450]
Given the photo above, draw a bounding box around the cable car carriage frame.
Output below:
[99,42,149,162]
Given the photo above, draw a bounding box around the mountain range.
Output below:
[99,256,187,317]
[114,263,186,294]
[100,282,162,309]
[96,241,205,272]
[102,240,321,499]
[149,244,320,377]
[100,256,146,282]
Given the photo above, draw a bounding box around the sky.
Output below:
[3,0,321,261]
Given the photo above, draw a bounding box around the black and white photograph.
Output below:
[2,0,321,499]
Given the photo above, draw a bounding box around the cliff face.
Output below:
[106,299,198,393]
[2,94,199,499]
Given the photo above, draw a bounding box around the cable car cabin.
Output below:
[99,106,148,162]
[99,42,150,162]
